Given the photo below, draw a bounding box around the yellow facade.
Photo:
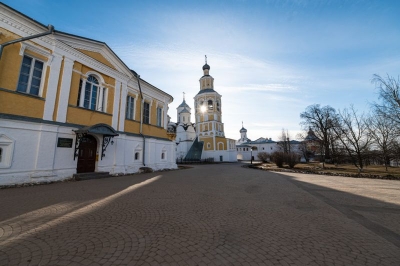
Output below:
[0,89,45,118]
[215,137,227,150]
[0,20,172,140]
[200,137,214,150]
[66,106,112,126]
[77,49,116,70]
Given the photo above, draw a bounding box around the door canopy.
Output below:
[73,124,119,160]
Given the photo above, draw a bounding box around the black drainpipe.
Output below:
[135,74,146,166]
[0,25,54,60]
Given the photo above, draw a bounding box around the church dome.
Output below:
[240,127,247,133]
[178,100,190,108]
[202,64,210,70]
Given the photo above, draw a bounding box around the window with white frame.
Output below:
[143,102,150,124]
[157,107,162,127]
[17,55,44,96]
[126,96,135,120]
[0,134,14,168]
[135,152,140,160]
[77,75,107,112]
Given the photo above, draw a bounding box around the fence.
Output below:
[176,157,215,164]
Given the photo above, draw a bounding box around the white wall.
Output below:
[0,119,177,186]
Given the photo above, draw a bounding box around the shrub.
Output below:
[257,152,270,162]
[287,152,301,168]
[271,151,285,168]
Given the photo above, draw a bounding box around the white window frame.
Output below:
[143,101,150,124]
[17,55,45,96]
[126,95,135,120]
[156,106,162,127]
[78,73,107,112]
[134,145,143,162]
[0,134,15,168]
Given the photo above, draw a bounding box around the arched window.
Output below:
[77,75,107,112]
[208,100,213,110]
[218,142,224,150]
[84,75,99,110]
[161,152,165,160]
[217,101,220,111]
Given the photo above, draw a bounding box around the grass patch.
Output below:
[250,162,400,180]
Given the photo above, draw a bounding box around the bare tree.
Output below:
[372,74,400,128]
[366,112,398,171]
[332,106,372,172]
[277,129,291,154]
[296,132,311,163]
[300,104,337,165]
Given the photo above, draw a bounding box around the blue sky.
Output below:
[5,0,400,140]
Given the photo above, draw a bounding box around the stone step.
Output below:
[73,172,111,181]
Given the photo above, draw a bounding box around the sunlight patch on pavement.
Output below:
[0,175,162,245]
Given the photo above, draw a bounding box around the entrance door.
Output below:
[77,135,97,173]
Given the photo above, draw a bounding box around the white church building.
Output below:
[236,123,303,161]
[169,59,237,162]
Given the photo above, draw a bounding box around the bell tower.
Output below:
[194,56,224,138]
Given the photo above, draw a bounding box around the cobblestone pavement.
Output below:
[0,163,400,265]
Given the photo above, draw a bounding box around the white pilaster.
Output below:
[43,53,63,121]
[79,79,86,107]
[112,80,121,130]
[118,82,128,131]
[163,102,168,129]
[56,57,74,122]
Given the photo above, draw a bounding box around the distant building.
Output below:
[236,124,303,161]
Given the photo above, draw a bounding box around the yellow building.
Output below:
[0,3,177,185]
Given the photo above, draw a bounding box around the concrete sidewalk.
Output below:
[0,163,399,265]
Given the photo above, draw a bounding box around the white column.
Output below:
[118,82,128,131]
[43,53,63,121]
[56,57,74,122]
[79,79,86,107]
[98,85,104,112]
[112,80,121,129]
[163,102,168,129]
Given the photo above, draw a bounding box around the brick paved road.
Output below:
[0,163,400,265]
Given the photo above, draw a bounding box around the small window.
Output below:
[135,152,140,160]
[17,55,44,96]
[263,147,265,150]
[126,96,135,120]
[143,102,150,124]
[207,143,211,149]
[157,107,162,126]
[208,100,213,110]
[217,101,220,111]
[161,152,165,159]
[0,148,2,162]
[183,116,185,122]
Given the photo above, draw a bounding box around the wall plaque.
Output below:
[57,138,73,148]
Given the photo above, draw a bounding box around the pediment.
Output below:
[55,32,129,74]
[76,49,116,70]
